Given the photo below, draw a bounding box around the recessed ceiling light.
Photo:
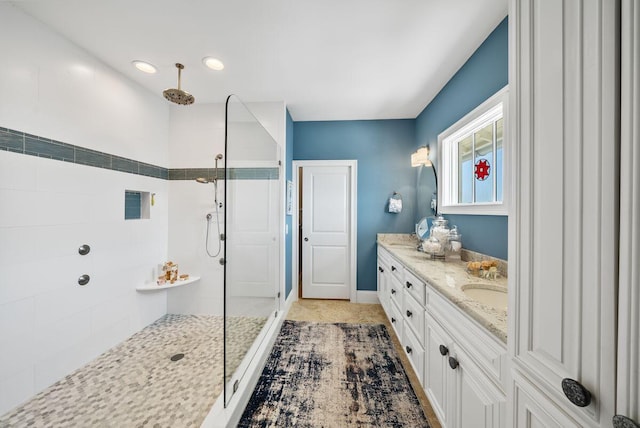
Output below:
[132,60,157,74]
[202,57,224,71]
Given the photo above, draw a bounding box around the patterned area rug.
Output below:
[239,320,430,428]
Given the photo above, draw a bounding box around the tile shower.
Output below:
[0,98,284,425]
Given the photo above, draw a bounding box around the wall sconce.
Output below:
[411,146,432,167]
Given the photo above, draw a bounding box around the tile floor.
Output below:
[287,298,442,428]
[0,314,267,427]
[2,301,440,427]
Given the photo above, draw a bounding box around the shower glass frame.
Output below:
[223,95,281,407]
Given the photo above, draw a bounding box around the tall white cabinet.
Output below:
[617,0,640,425]
[509,0,639,427]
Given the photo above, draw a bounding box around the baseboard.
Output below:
[355,290,380,304]
[283,288,297,314]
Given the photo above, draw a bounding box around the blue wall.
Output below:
[415,17,508,260]
[293,120,416,291]
[285,110,294,299]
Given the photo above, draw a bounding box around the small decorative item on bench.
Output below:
[161,261,179,284]
[388,192,403,213]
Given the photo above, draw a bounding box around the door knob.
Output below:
[439,345,449,356]
[304,237,309,242]
[561,378,591,407]
[613,415,640,428]
[448,356,459,369]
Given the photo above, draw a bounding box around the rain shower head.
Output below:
[163,63,194,105]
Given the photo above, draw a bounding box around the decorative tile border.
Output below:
[0,127,279,181]
[0,127,168,179]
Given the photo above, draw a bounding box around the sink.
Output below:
[461,284,507,311]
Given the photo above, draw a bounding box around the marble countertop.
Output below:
[377,233,507,343]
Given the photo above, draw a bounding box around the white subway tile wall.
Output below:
[0,150,169,414]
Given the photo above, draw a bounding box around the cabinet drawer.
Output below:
[378,247,393,266]
[403,291,425,345]
[389,276,402,309]
[404,268,426,306]
[402,323,425,383]
[388,298,403,341]
[389,259,404,283]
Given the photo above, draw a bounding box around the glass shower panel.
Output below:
[223,95,280,406]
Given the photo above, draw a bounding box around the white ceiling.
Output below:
[9,0,507,121]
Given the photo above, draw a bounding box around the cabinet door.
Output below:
[424,312,454,427]
[510,0,618,425]
[451,345,505,428]
[617,1,640,425]
[377,257,390,311]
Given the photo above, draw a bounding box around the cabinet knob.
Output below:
[406,310,413,317]
[405,346,412,354]
[561,378,591,407]
[448,356,459,370]
[391,266,397,271]
[78,244,91,255]
[406,281,412,288]
[439,345,449,356]
[304,237,309,242]
[391,317,396,324]
[378,266,384,273]
[613,415,640,428]
[78,274,90,286]
[391,289,396,295]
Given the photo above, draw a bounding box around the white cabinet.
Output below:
[616,1,640,425]
[510,0,621,426]
[424,310,505,428]
[377,246,506,428]
[424,311,454,427]
[451,345,504,428]
[376,256,390,312]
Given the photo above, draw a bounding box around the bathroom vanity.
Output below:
[377,233,507,428]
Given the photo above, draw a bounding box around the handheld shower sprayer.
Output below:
[196,154,224,257]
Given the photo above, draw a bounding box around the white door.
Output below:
[226,175,279,298]
[301,165,352,299]
[510,0,618,426]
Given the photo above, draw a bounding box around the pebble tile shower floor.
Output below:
[0,314,266,427]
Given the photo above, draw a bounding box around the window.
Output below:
[438,87,508,215]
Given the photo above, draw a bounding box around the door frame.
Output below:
[292,160,358,302]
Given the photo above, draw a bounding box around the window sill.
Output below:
[440,203,507,216]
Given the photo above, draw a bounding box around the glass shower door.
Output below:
[223,95,280,406]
